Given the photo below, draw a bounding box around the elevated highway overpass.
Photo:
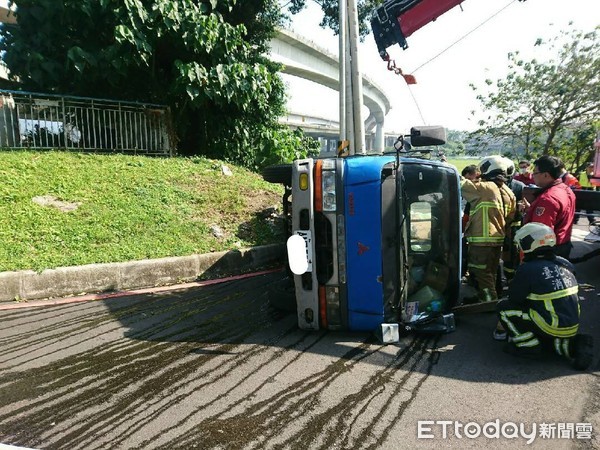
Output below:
[270,28,392,152]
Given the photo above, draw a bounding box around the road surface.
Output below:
[0,230,598,449]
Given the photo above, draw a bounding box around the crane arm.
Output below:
[371,0,527,60]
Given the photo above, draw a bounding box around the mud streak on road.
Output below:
[0,273,441,449]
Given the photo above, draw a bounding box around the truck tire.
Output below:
[267,276,296,313]
[262,164,292,186]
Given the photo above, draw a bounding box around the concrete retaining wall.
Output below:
[0,244,285,303]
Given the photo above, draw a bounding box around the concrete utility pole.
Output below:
[338,0,347,146]
[0,6,17,25]
[339,0,365,156]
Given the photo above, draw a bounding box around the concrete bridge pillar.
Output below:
[375,118,385,152]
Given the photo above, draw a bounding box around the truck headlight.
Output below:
[326,286,341,328]
[322,170,336,211]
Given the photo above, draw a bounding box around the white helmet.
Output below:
[479,155,508,179]
[502,157,516,177]
[514,222,556,254]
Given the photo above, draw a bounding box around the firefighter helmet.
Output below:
[514,222,556,254]
[479,155,508,179]
[502,157,516,177]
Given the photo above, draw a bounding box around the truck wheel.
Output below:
[267,276,297,313]
[262,164,292,185]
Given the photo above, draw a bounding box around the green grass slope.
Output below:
[0,151,284,272]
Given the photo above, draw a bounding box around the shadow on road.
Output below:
[102,252,599,385]
[1,229,598,450]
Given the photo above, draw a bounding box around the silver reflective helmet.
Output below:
[514,222,556,254]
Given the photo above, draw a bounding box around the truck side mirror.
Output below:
[410,126,446,147]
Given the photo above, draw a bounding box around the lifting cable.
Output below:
[411,0,520,74]
[406,85,427,124]
[383,55,426,123]
[384,0,521,81]
[383,0,522,125]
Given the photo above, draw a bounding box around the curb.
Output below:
[2,228,595,304]
[0,244,285,303]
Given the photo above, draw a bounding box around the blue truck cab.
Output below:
[281,127,462,332]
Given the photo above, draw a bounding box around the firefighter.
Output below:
[461,156,516,304]
[522,155,576,259]
[495,157,524,340]
[497,222,594,370]
[500,157,525,285]
[558,162,589,226]
[460,165,480,278]
[559,164,582,190]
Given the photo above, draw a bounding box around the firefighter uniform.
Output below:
[461,178,516,301]
[497,222,593,370]
[560,171,582,189]
[524,180,576,258]
[502,178,525,281]
[497,255,579,355]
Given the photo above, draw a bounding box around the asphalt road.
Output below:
[0,229,598,449]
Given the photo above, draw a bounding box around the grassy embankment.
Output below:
[447,157,478,174]
[0,151,285,272]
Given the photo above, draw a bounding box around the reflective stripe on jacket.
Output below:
[461,179,516,246]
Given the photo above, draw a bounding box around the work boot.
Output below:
[493,328,508,341]
[571,334,594,371]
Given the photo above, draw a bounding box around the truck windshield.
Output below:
[409,202,432,252]
[402,162,460,310]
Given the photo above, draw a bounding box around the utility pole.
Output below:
[338,0,347,148]
[339,0,365,156]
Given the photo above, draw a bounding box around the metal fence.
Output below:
[0,90,174,156]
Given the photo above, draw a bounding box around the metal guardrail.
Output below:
[0,90,174,156]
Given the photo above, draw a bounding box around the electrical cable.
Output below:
[399,0,520,127]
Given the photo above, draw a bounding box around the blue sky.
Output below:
[285,0,599,133]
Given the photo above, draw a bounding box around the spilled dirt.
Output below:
[0,272,439,449]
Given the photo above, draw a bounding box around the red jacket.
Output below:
[514,173,534,185]
[560,172,582,189]
[524,180,576,245]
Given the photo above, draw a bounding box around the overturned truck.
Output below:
[263,127,460,337]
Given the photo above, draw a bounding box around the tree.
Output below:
[0,0,316,169]
[553,123,597,174]
[285,0,377,38]
[470,26,600,167]
[440,129,466,156]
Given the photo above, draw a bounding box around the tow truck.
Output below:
[371,0,472,59]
